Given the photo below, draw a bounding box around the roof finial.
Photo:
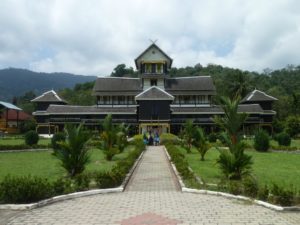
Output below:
[149,39,158,44]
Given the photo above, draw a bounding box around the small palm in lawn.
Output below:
[217,142,252,180]
[193,127,209,161]
[55,124,91,177]
[183,119,195,153]
[214,96,248,145]
[213,95,253,180]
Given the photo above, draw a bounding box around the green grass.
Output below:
[0,146,134,181]
[179,146,300,188]
[0,138,51,146]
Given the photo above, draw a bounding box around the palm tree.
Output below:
[55,124,91,177]
[213,96,252,180]
[213,96,248,145]
[182,119,195,153]
[193,127,210,161]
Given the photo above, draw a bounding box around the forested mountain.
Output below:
[0,68,97,101]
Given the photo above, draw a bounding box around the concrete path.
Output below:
[3,146,300,225]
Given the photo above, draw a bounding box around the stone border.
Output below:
[0,150,145,211]
[163,146,300,212]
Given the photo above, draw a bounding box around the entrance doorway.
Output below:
[139,123,170,134]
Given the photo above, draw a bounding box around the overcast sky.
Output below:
[0,0,300,76]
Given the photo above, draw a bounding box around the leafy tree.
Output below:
[285,116,300,137]
[110,64,137,77]
[182,119,195,153]
[213,96,252,180]
[193,127,209,161]
[55,124,91,177]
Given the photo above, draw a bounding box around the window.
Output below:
[145,64,152,73]
[151,79,157,86]
[157,63,163,73]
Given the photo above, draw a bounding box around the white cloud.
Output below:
[0,0,300,75]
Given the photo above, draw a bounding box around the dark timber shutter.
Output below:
[141,64,145,73]
[151,64,156,73]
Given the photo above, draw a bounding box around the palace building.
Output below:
[32,43,277,135]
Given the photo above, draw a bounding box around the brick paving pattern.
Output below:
[3,146,300,225]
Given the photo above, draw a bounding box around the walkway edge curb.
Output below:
[0,149,145,211]
[0,188,123,210]
[163,146,300,212]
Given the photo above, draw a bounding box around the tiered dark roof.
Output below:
[171,104,265,114]
[93,77,142,96]
[33,105,136,115]
[241,90,277,103]
[165,76,216,94]
[135,86,174,101]
[31,90,67,103]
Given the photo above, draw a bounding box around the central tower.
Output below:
[134,43,173,90]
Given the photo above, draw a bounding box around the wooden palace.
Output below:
[32,43,277,135]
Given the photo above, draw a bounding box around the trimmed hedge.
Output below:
[165,143,195,181]
[0,144,50,151]
[0,175,53,204]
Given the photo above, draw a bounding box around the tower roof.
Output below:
[135,43,173,70]
[241,90,278,103]
[31,90,67,103]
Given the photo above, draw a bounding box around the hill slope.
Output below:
[0,68,97,101]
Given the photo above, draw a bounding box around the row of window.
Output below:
[142,63,165,74]
[97,95,212,105]
[97,96,135,105]
[173,95,212,105]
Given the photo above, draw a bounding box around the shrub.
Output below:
[242,177,259,198]
[0,175,53,203]
[257,185,269,201]
[160,133,180,145]
[24,130,39,146]
[227,180,243,195]
[51,132,66,151]
[269,184,295,206]
[52,177,74,195]
[165,143,194,180]
[74,173,92,191]
[285,116,300,138]
[104,147,119,161]
[254,130,269,152]
[274,132,291,146]
[208,133,218,143]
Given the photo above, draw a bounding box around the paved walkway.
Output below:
[2,146,300,225]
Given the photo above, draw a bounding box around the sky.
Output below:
[0,0,300,76]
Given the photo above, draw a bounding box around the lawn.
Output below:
[178,146,300,188]
[0,138,51,146]
[0,146,133,181]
